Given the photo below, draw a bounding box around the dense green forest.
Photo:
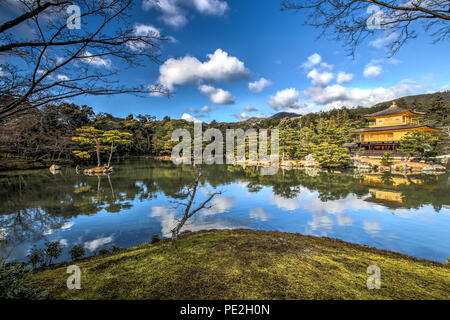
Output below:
[0,91,448,169]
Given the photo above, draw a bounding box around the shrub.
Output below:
[98,248,110,256]
[69,245,85,261]
[111,246,124,254]
[151,234,161,244]
[44,241,63,265]
[27,247,45,269]
[381,152,394,167]
[0,261,47,299]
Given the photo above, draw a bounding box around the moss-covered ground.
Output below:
[33,229,450,300]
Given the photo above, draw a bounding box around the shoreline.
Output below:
[32,229,450,300]
[1,154,448,174]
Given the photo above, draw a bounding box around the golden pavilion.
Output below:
[348,101,440,155]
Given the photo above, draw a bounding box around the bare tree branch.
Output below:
[0,0,170,122]
[281,0,450,56]
[170,167,222,241]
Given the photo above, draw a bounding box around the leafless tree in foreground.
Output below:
[0,0,169,122]
[171,167,222,242]
[281,0,450,56]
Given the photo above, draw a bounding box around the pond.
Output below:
[1,159,449,263]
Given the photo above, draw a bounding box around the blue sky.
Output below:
[70,0,450,122]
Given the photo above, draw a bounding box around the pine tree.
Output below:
[398,131,444,160]
[72,126,105,166]
[103,130,132,167]
[381,152,394,167]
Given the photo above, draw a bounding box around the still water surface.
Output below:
[1,160,449,262]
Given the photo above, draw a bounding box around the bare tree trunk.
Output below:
[107,142,114,168]
[170,167,221,243]
[96,139,101,167]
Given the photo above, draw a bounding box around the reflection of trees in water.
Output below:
[0,161,448,245]
[0,207,67,259]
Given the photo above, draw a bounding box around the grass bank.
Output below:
[33,229,450,300]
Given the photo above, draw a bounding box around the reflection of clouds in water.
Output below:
[61,222,74,230]
[42,221,75,236]
[0,228,7,240]
[304,195,386,236]
[302,194,385,214]
[363,219,381,236]
[308,212,333,235]
[336,214,353,226]
[84,235,114,252]
[150,206,177,236]
[394,206,445,224]
[150,205,246,238]
[43,228,54,235]
[249,207,271,221]
[270,194,300,211]
[202,197,234,216]
[235,181,249,189]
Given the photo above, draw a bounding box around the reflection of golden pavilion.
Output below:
[366,188,405,206]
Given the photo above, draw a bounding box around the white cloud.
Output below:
[80,51,112,68]
[369,32,398,49]
[181,113,201,122]
[143,0,228,28]
[84,236,114,252]
[56,74,70,81]
[302,54,335,87]
[336,72,354,84]
[307,68,334,86]
[186,105,216,117]
[158,49,249,90]
[200,105,216,113]
[364,64,382,79]
[199,84,235,104]
[127,24,162,51]
[233,112,250,121]
[303,84,349,105]
[248,77,273,92]
[302,53,322,69]
[249,208,271,221]
[303,81,418,110]
[269,88,307,110]
[193,0,228,14]
[244,105,258,112]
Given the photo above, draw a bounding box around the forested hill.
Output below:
[0,91,448,167]
[246,91,450,128]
